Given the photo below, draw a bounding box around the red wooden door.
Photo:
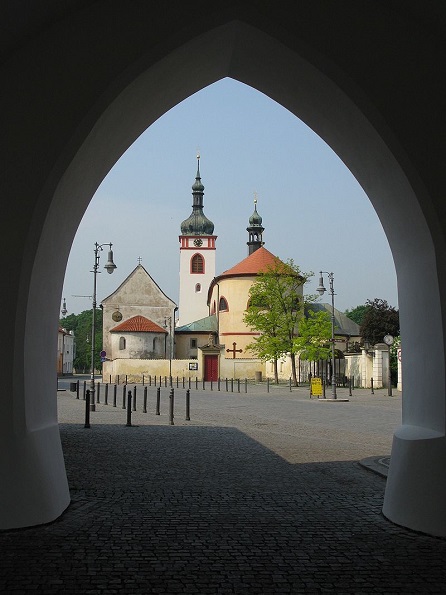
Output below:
[204,355,219,381]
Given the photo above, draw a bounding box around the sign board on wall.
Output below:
[189,362,198,371]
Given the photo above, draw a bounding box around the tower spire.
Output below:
[180,155,214,235]
[247,194,264,254]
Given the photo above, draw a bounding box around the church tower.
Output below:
[247,198,264,254]
[178,156,216,325]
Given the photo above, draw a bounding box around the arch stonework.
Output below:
[1,4,445,534]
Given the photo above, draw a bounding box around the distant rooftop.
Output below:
[176,315,217,333]
[110,315,167,333]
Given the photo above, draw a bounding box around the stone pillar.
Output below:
[373,344,389,388]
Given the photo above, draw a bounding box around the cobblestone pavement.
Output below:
[2,384,446,593]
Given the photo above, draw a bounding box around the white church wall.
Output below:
[219,357,266,380]
[102,265,176,356]
[111,332,165,360]
[103,358,212,383]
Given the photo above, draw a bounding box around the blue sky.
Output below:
[62,78,398,317]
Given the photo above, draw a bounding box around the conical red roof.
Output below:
[110,315,167,333]
[220,246,281,277]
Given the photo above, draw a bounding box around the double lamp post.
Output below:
[90,242,116,411]
[316,271,337,400]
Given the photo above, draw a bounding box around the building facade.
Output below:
[178,156,216,326]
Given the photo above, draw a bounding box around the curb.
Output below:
[359,456,390,478]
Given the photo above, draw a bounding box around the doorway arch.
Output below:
[2,12,445,535]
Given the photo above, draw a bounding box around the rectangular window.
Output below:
[190,338,197,348]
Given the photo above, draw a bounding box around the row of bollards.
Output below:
[84,386,190,429]
[75,377,255,402]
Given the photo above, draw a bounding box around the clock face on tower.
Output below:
[193,238,203,247]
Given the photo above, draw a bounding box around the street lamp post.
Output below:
[383,334,394,396]
[316,271,337,400]
[164,316,172,385]
[90,242,116,411]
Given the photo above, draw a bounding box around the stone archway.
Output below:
[1,7,445,535]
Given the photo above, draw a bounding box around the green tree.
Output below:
[60,309,103,372]
[360,298,399,345]
[294,310,332,362]
[344,304,368,326]
[243,258,313,385]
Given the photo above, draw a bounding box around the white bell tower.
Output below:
[178,155,216,325]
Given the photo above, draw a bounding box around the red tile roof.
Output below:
[220,246,282,277]
[110,315,167,333]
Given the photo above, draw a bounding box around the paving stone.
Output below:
[1,386,445,592]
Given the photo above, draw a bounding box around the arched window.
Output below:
[119,336,126,350]
[191,253,204,274]
[195,283,201,293]
[153,337,157,352]
[219,296,229,312]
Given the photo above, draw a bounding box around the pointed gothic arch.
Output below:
[2,8,446,536]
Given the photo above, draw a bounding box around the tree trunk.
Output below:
[273,358,279,383]
[291,353,298,386]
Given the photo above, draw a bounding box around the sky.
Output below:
[62,78,398,317]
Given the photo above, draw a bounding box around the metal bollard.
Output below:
[218,378,221,391]
[323,380,326,398]
[84,390,91,429]
[349,377,353,397]
[225,378,228,392]
[165,376,167,387]
[126,391,132,427]
[371,377,374,394]
[188,377,191,389]
[195,377,198,390]
[143,386,147,413]
[237,379,240,393]
[142,374,144,386]
[245,378,247,393]
[125,375,128,384]
[113,384,117,407]
[154,375,157,386]
[210,380,213,391]
[76,380,80,399]
[169,388,174,425]
[267,377,270,393]
[231,378,234,392]
[96,381,100,404]
[176,376,179,388]
[289,377,292,392]
[186,389,190,421]
[182,377,185,389]
[105,383,108,405]
[133,385,137,411]
[203,378,205,390]
[117,375,120,386]
[122,385,127,409]
[83,380,86,400]
[156,387,161,415]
